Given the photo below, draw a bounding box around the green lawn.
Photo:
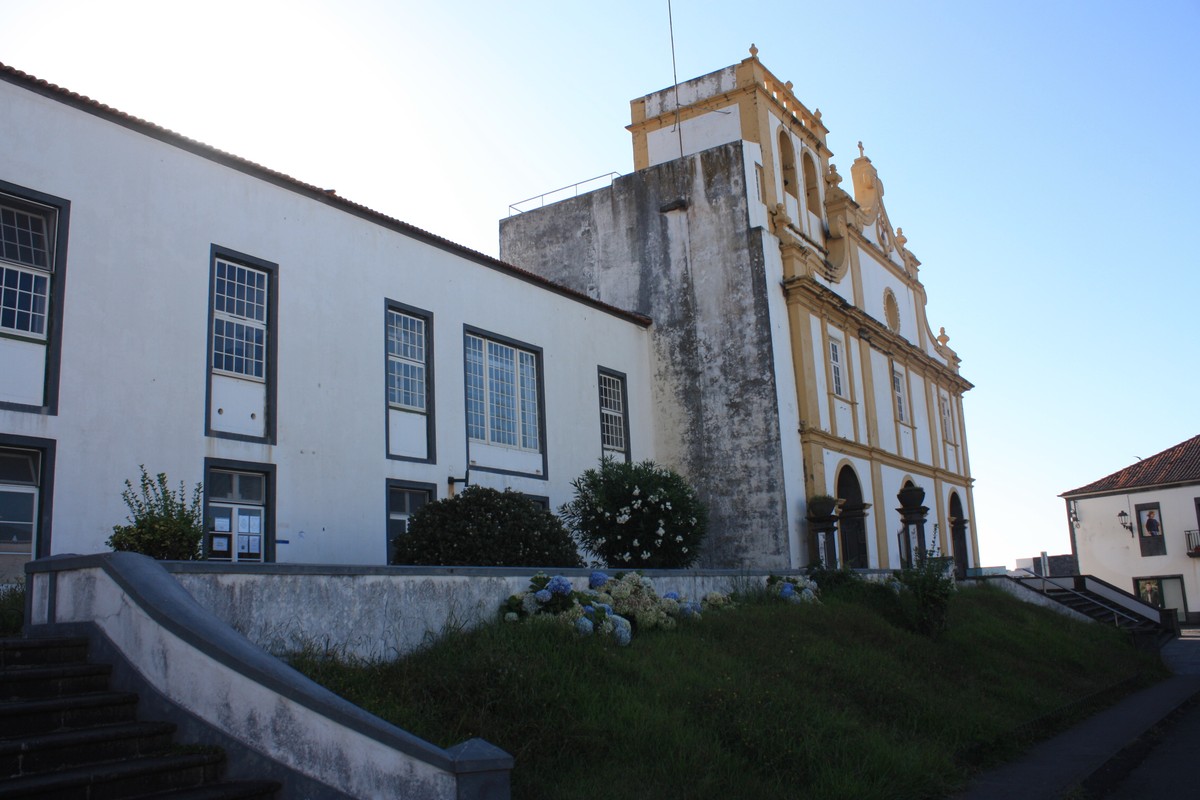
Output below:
[289,581,1164,800]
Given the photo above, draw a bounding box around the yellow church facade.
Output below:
[501,48,978,571]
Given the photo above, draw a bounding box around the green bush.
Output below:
[107,466,203,560]
[898,548,956,638]
[0,582,24,636]
[391,486,582,568]
[560,457,708,569]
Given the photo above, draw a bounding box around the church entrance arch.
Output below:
[836,466,870,569]
[949,492,969,579]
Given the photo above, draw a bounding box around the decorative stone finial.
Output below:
[785,80,793,90]
[937,327,950,346]
[749,43,759,58]
[857,141,865,158]
[895,227,907,247]
[814,108,822,120]
[826,163,843,188]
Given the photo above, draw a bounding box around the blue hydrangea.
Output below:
[663,591,680,601]
[679,600,702,618]
[546,575,573,596]
[780,582,796,598]
[534,589,552,603]
[583,604,595,615]
[575,617,594,636]
[611,615,632,646]
[589,571,611,590]
[597,603,613,616]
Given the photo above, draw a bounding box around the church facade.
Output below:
[501,48,978,570]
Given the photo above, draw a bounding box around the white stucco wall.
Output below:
[1073,486,1200,616]
[0,78,655,566]
[646,103,742,167]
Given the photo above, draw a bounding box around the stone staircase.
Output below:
[0,637,280,799]
[1025,581,1176,650]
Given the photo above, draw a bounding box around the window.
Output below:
[599,369,629,457]
[1136,502,1166,558]
[939,392,955,443]
[387,309,427,411]
[0,199,54,339]
[829,339,845,397]
[465,332,540,451]
[0,446,40,577]
[387,482,433,564]
[204,462,273,562]
[206,247,277,443]
[802,153,820,215]
[892,369,908,424]
[0,182,68,414]
[211,257,268,380]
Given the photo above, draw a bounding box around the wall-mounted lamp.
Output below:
[1069,501,1080,529]
[1118,510,1134,536]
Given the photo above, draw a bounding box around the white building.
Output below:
[0,63,657,579]
[1063,434,1200,623]
[501,48,979,571]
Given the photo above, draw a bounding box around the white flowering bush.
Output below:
[766,575,821,604]
[560,458,708,568]
[501,571,729,646]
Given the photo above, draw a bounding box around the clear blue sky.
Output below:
[3,0,1197,568]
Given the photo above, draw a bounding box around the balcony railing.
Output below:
[1186,530,1200,557]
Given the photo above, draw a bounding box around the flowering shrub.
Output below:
[502,571,730,645]
[766,575,821,604]
[392,486,582,567]
[107,466,203,560]
[560,458,708,568]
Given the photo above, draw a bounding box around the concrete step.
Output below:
[0,720,177,777]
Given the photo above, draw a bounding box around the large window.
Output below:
[0,201,53,339]
[387,309,427,411]
[211,257,268,380]
[598,368,629,458]
[1136,502,1167,558]
[465,332,541,451]
[0,182,69,414]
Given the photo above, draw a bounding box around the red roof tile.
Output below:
[1062,434,1200,497]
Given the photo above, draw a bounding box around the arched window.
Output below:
[778,130,798,199]
[949,493,969,579]
[802,153,820,214]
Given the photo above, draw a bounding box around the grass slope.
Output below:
[290,582,1164,799]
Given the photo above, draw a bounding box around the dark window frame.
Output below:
[0,433,55,559]
[1135,501,1166,558]
[386,479,437,565]
[384,299,435,464]
[204,245,279,444]
[462,325,548,480]
[0,180,69,415]
[202,457,276,562]
[597,366,631,463]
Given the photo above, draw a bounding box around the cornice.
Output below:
[781,274,973,392]
[800,428,975,487]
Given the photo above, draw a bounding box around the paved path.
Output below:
[955,627,1200,799]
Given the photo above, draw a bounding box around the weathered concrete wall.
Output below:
[167,562,774,659]
[501,142,792,568]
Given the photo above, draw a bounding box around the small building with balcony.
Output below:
[1062,434,1200,623]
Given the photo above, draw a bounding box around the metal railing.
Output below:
[508,173,621,215]
[1186,530,1200,555]
[1010,568,1157,629]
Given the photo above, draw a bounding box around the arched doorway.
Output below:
[949,492,969,579]
[836,466,870,569]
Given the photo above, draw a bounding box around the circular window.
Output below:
[884,290,901,333]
